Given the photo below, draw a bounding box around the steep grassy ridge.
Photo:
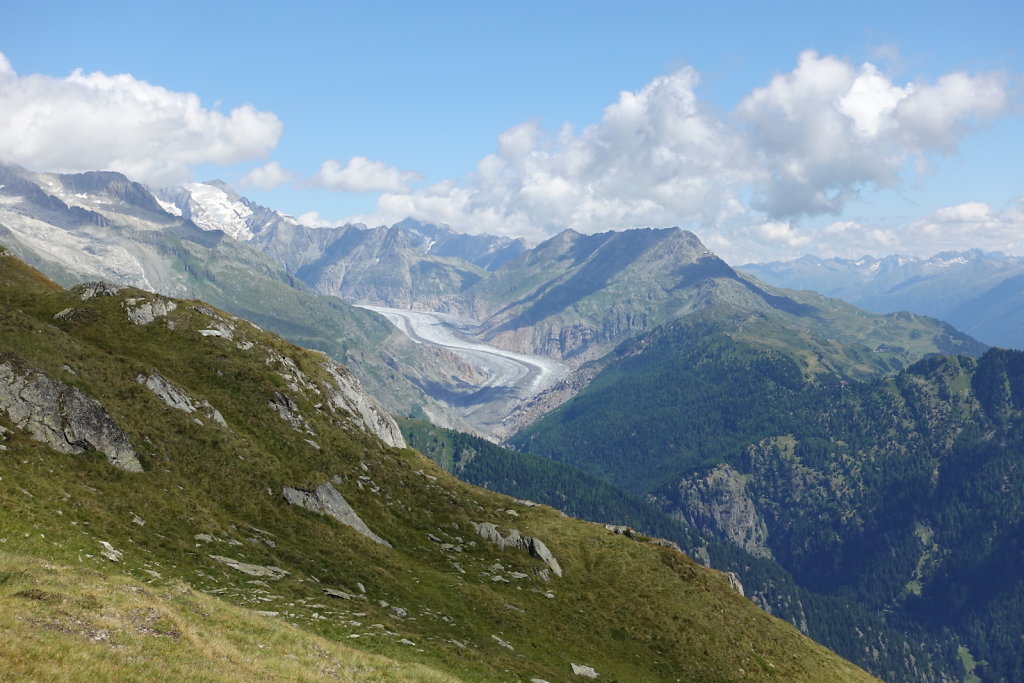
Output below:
[0,249,874,682]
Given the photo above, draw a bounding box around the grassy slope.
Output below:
[0,249,875,682]
[0,552,454,682]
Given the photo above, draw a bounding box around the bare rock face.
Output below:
[321,360,405,449]
[470,521,562,577]
[0,359,142,472]
[283,482,391,547]
[137,372,226,426]
[677,464,771,559]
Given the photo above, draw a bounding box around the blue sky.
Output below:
[2,0,1022,261]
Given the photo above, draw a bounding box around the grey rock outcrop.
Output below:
[73,281,123,301]
[725,571,745,596]
[676,464,771,558]
[0,359,142,472]
[571,663,599,678]
[283,482,391,547]
[137,372,226,426]
[321,360,405,448]
[209,555,289,579]
[268,392,311,433]
[470,521,562,577]
[122,297,177,325]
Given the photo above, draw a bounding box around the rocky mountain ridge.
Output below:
[742,250,1024,349]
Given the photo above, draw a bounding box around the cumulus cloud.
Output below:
[313,157,423,193]
[365,68,751,242]
[239,161,294,190]
[354,50,1010,255]
[738,51,1007,218]
[0,52,282,186]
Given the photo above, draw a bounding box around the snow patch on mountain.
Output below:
[181,182,255,240]
[156,197,182,217]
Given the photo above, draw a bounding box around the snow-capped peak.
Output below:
[182,181,254,241]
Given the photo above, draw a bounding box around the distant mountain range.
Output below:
[742,252,1024,350]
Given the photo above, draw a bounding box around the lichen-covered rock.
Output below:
[122,297,177,325]
[137,372,226,426]
[677,464,771,559]
[0,359,142,472]
[470,521,562,577]
[283,482,391,547]
[321,360,405,448]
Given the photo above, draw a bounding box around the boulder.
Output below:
[209,555,289,580]
[571,663,599,678]
[122,297,177,325]
[73,282,123,300]
[0,359,142,472]
[283,482,392,547]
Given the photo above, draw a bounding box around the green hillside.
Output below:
[513,310,1024,681]
[0,248,874,682]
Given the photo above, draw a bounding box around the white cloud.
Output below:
[353,50,1010,254]
[736,199,1024,263]
[0,52,282,185]
[750,220,813,248]
[907,199,1024,253]
[239,161,294,190]
[313,157,422,193]
[362,68,751,241]
[738,51,1007,219]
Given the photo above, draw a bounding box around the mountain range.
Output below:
[0,163,982,439]
[4,163,1022,681]
[742,252,1024,350]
